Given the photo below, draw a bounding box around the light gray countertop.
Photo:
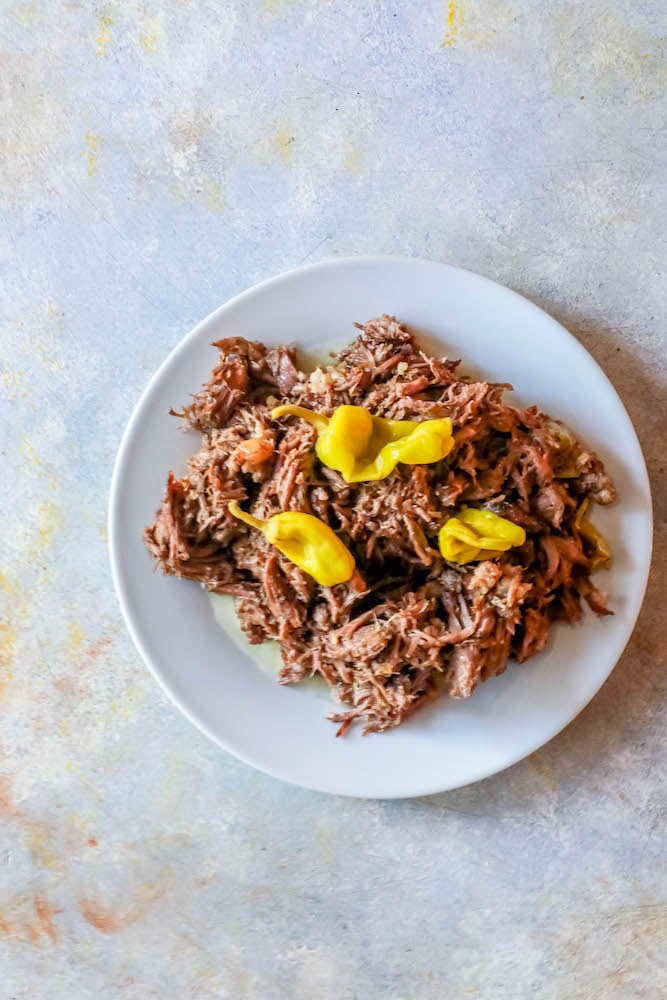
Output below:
[1,1,665,997]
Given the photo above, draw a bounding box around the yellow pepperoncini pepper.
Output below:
[575,499,612,569]
[228,501,355,587]
[271,403,454,483]
[439,508,526,564]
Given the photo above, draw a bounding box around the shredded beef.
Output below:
[144,316,616,734]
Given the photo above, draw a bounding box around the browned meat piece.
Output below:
[181,338,300,432]
[144,314,616,734]
[142,471,238,590]
[265,346,300,394]
[181,354,249,432]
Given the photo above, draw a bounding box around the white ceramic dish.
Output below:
[109,256,652,798]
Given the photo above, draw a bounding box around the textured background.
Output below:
[1,1,665,997]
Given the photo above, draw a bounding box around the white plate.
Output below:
[109,256,652,798]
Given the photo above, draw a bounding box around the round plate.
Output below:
[109,256,652,798]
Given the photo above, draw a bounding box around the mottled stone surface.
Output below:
[1,1,665,997]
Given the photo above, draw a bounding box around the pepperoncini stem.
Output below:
[439,508,526,564]
[227,500,265,532]
[272,403,454,483]
[228,501,355,587]
[271,404,330,433]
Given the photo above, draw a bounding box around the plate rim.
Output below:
[108,254,653,798]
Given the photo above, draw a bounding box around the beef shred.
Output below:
[144,316,616,734]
